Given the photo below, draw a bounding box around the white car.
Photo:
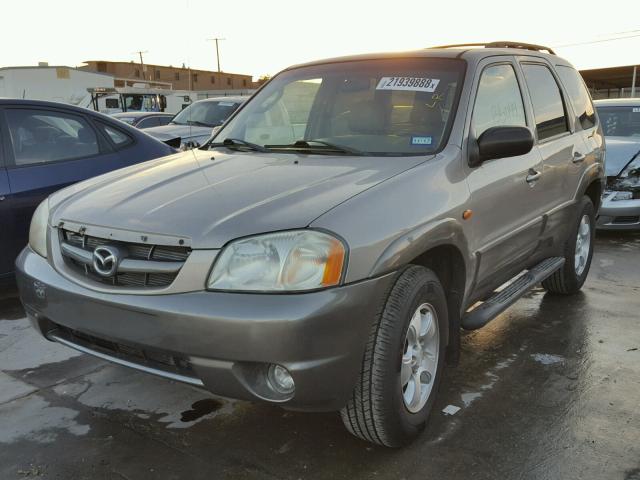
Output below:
[144,96,247,148]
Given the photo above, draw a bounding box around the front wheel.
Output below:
[542,195,595,294]
[340,265,447,447]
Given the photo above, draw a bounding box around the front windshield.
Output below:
[596,106,640,137]
[172,100,241,127]
[213,58,465,155]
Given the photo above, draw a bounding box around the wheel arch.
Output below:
[584,178,603,211]
[575,162,605,211]
[369,218,472,365]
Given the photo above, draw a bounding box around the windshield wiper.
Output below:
[187,120,213,128]
[265,139,367,156]
[208,138,269,152]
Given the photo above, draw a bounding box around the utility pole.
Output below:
[206,37,225,72]
[133,50,148,79]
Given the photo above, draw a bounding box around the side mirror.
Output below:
[469,126,534,167]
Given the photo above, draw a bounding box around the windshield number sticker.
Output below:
[411,136,432,145]
[633,107,640,113]
[376,77,440,92]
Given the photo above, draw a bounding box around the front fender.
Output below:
[369,217,475,294]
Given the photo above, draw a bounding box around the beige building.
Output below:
[80,60,254,91]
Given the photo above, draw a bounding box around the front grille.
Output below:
[61,230,190,288]
[52,323,196,379]
[613,216,640,224]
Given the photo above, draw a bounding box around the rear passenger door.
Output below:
[518,60,585,246]
[555,64,603,189]
[465,58,546,292]
[2,106,124,270]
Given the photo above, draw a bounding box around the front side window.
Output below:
[596,106,640,137]
[171,100,241,127]
[556,65,596,130]
[521,64,569,141]
[124,94,143,111]
[6,109,99,166]
[472,64,527,137]
[214,58,465,156]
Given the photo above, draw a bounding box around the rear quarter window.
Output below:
[556,65,596,130]
[96,121,134,149]
[521,63,569,141]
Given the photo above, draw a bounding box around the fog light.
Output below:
[267,364,295,395]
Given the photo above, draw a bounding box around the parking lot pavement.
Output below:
[1,232,639,480]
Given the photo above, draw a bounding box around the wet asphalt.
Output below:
[0,231,639,480]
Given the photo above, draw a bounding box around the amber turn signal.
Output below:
[322,238,346,287]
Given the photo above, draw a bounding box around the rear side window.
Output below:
[6,109,99,166]
[97,122,133,148]
[472,64,527,137]
[521,64,569,141]
[556,65,596,130]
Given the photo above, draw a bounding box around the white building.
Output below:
[0,65,113,106]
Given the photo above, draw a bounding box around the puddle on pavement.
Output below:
[180,398,224,422]
[0,296,26,321]
[530,353,565,365]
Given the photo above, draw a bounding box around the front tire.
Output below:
[542,195,595,294]
[340,265,447,447]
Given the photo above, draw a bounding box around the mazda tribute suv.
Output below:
[16,41,605,447]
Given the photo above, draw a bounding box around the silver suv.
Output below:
[16,42,605,447]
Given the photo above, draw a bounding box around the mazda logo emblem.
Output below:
[92,246,120,278]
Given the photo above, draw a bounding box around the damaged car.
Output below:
[595,99,640,229]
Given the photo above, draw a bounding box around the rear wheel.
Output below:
[340,265,447,447]
[542,196,595,294]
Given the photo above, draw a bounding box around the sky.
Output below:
[2,0,640,80]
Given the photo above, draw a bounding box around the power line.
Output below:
[554,32,640,48]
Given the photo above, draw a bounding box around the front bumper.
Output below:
[16,247,395,411]
[596,194,640,230]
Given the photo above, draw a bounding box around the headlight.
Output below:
[609,157,640,192]
[208,230,346,292]
[619,157,640,183]
[29,199,50,258]
[610,191,633,201]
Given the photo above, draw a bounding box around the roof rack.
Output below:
[429,41,556,55]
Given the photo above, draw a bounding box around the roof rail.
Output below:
[429,41,556,55]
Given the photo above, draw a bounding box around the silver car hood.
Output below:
[50,148,428,248]
[604,136,640,177]
[144,124,213,142]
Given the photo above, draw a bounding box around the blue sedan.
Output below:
[0,99,176,280]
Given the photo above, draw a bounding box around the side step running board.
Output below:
[461,257,565,330]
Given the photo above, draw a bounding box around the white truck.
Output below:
[0,65,195,114]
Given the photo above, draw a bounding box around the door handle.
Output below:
[573,152,586,163]
[526,169,542,184]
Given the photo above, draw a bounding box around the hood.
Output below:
[604,136,640,177]
[51,149,428,248]
[144,124,213,143]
